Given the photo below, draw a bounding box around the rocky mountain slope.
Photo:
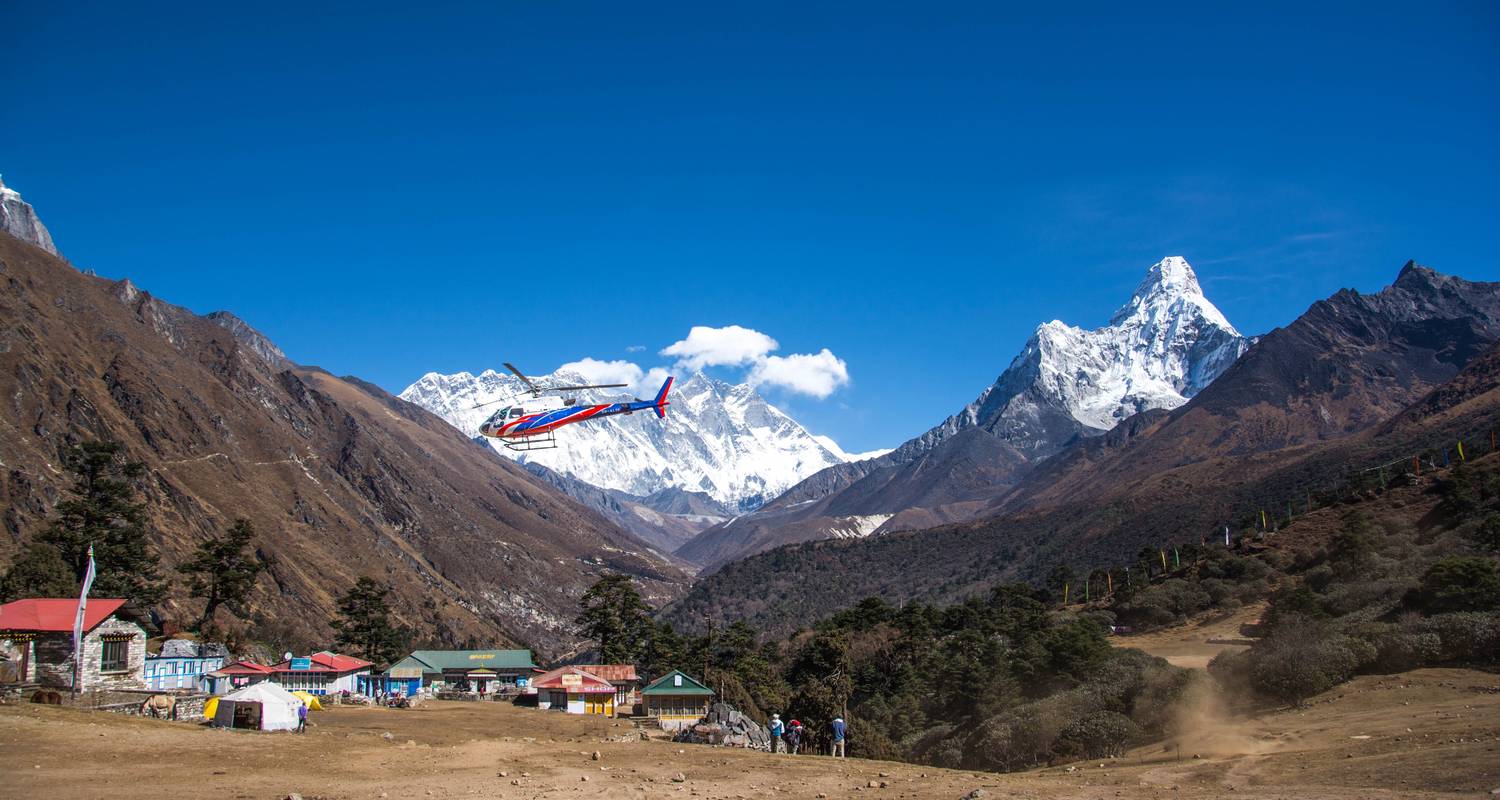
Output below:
[401,368,853,513]
[0,225,687,657]
[516,461,728,555]
[0,177,57,256]
[665,261,1500,634]
[678,257,1250,570]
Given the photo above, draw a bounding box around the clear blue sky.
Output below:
[6,2,1497,452]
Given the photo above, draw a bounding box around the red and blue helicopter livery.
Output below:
[475,362,673,451]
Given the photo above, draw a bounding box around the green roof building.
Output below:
[641,670,714,730]
[383,649,536,696]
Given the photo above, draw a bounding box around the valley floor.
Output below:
[1,667,1496,799]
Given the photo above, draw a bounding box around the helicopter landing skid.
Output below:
[503,430,558,452]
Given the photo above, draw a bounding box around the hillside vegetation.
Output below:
[620,450,1500,774]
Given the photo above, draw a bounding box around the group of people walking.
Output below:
[767,713,845,757]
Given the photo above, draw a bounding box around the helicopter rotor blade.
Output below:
[503,362,543,397]
[548,383,629,393]
[466,398,507,411]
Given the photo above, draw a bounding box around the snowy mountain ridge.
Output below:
[673,256,1255,570]
[400,369,855,511]
[901,256,1250,460]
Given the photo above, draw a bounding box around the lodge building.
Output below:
[0,598,146,691]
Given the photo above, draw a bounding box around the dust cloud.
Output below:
[1163,675,1277,759]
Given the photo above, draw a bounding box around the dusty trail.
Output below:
[1,668,1496,799]
[1110,601,1265,670]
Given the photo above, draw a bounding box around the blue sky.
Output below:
[5,2,1497,452]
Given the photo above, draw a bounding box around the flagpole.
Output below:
[72,544,96,697]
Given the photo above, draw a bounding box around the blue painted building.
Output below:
[144,639,227,692]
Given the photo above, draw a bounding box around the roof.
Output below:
[212,661,276,676]
[272,651,373,673]
[0,598,127,633]
[574,664,639,683]
[394,649,535,672]
[641,670,714,696]
[531,665,615,693]
[157,639,229,659]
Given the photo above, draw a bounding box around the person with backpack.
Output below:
[785,719,802,755]
[768,713,785,753]
[830,715,846,757]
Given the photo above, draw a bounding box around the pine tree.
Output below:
[0,541,79,600]
[330,577,410,666]
[179,518,264,631]
[576,573,652,664]
[37,441,164,606]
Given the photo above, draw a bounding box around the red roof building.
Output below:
[267,651,373,695]
[216,660,276,675]
[0,598,144,692]
[532,666,617,715]
[573,664,642,714]
[204,660,276,694]
[574,664,638,682]
[0,598,127,632]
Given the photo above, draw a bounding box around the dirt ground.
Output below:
[1111,602,1266,670]
[2,667,1497,799]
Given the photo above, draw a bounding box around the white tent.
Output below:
[212,680,303,731]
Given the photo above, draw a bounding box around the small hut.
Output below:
[531,665,616,714]
[574,664,641,715]
[641,670,714,731]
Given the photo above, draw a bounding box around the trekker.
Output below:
[297,702,308,733]
[830,716,845,757]
[786,719,802,755]
[768,713,785,753]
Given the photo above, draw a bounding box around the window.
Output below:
[511,408,524,417]
[101,639,129,673]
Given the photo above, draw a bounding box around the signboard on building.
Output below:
[389,667,424,679]
[560,673,583,687]
[290,657,313,671]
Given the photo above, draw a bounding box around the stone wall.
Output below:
[32,617,147,690]
[94,690,210,721]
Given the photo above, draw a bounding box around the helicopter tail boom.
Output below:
[652,377,673,419]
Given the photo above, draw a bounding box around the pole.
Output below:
[702,610,712,687]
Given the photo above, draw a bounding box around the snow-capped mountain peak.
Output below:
[400,367,855,511]
[896,256,1250,460]
[1110,255,1237,335]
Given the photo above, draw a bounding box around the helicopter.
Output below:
[472,362,673,451]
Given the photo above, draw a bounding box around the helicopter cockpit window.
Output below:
[488,407,509,424]
[510,408,524,418]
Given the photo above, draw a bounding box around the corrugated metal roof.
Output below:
[574,664,639,682]
[0,598,127,632]
[213,661,276,675]
[641,670,714,696]
[531,665,615,692]
[271,651,372,673]
[396,649,536,672]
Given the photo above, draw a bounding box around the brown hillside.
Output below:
[0,232,687,657]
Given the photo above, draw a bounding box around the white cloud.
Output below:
[637,367,673,397]
[625,345,646,353]
[748,348,850,399]
[660,325,779,369]
[557,357,644,387]
[556,358,673,397]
